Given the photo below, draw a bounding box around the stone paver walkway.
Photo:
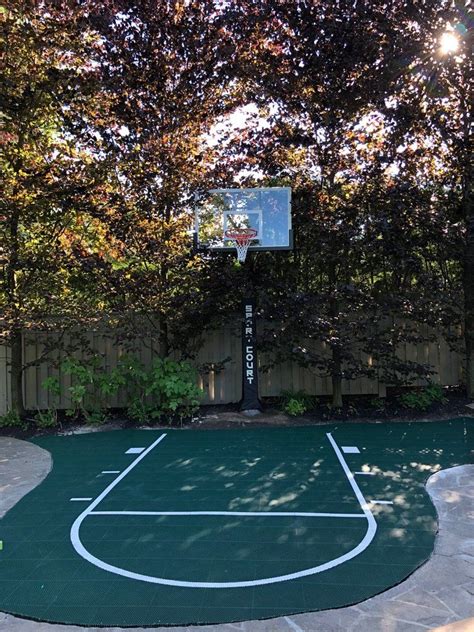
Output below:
[0,435,472,632]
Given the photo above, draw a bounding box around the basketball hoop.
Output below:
[225,228,258,263]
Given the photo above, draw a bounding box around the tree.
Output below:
[69,0,250,358]
[2,0,469,416]
[376,6,473,394]
[0,2,108,414]
[222,0,467,406]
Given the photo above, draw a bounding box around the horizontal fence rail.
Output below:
[0,324,464,415]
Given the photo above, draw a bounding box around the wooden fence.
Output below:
[0,325,464,416]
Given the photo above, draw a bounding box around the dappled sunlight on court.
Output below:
[241,457,262,468]
[181,528,214,548]
[269,471,287,480]
[0,419,470,626]
[410,461,443,472]
[269,492,299,507]
[393,494,408,505]
[388,528,407,539]
[369,503,394,518]
[228,495,259,510]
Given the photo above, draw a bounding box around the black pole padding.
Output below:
[240,298,262,413]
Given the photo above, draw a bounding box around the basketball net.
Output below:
[225,228,258,263]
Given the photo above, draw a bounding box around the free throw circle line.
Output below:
[90,510,367,518]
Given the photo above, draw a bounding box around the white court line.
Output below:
[326,434,375,520]
[370,500,393,505]
[342,446,360,454]
[355,471,376,476]
[70,431,378,589]
[91,510,367,519]
[72,434,166,518]
[70,497,92,501]
[101,470,120,474]
[125,447,145,454]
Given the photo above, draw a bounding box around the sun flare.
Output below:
[440,31,459,54]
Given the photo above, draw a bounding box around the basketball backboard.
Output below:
[194,187,292,252]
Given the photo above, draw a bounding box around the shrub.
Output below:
[41,357,124,426]
[40,354,203,426]
[280,389,315,416]
[370,397,386,413]
[34,409,58,428]
[118,356,203,424]
[398,382,447,411]
[61,357,124,424]
[0,410,28,430]
[284,398,307,416]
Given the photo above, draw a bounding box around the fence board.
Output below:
[0,322,465,414]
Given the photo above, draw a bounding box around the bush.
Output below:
[280,389,315,416]
[119,356,203,424]
[34,409,58,429]
[284,398,307,416]
[40,354,203,426]
[41,357,124,426]
[61,357,124,424]
[370,397,386,413]
[398,382,447,412]
[0,410,28,430]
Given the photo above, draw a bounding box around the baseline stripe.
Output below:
[90,510,367,519]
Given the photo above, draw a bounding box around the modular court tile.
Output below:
[0,419,471,626]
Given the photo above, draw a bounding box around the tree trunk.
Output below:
[461,44,473,398]
[464,212,474,398]
[9,328,25,417]
[328,254,343,409]
[6,204,25,416]
[331,347,343,409]
[159,319,170,358]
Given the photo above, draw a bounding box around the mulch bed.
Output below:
[1,387,472,438]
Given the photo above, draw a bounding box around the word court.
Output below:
[244,303,256,385]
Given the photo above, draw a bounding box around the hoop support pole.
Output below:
[240,298,262,413]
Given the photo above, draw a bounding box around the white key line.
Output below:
[370,500,393,505]
[101,470,121,474]
[73,434,167,519]
[90,510,367,519]
[326,434,374,519]
[70,497,93,501]
[355,471,376,476]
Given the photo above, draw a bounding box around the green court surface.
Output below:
[0,419,472,627]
